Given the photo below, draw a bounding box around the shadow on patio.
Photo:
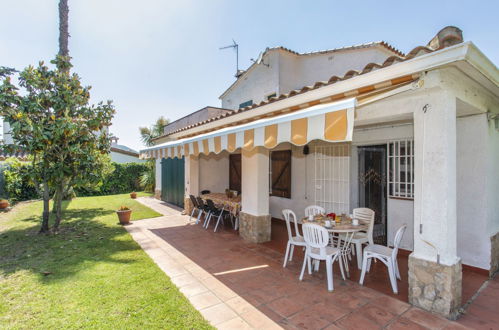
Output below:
[148,218,480,329]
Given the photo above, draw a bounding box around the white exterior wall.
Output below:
[198,151,229,194]
[155,157,161,195]
[487,115,499,255]
[221,46,394,111]
[110,151,146,164]
[221,52,280,110]
[456,114,490,269]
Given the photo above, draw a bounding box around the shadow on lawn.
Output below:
[0,206,143,283]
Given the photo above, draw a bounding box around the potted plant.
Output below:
[0,199,9,210]
[116,206,132,225]
[130,192,137,199]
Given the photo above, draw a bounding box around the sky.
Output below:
[1,0,497,151]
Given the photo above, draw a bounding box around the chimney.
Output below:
[427,26,463,51]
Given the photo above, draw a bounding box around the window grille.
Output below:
[313,144,350,214]
[388,140,414,199]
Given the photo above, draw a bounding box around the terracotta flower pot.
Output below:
[0,200,9,209]
[130,192,137,199]
[116,210,132,225]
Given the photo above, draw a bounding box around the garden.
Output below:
[0,193,212,329]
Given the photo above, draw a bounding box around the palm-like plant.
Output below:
[139,116,169,147]
[139,116,169,192]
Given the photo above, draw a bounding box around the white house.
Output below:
[110,138,146,164]
[141,27,499,319]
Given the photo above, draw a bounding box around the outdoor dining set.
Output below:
[188,192,406,294]
[283,206,407,293]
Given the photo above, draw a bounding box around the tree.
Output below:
[139,116,169,147]
[58,0,69,57]
[0,57,115,232]
[138,116,169,193]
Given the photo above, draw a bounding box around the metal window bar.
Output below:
[387,139,414,198]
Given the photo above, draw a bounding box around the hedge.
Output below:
[1,159,149,202]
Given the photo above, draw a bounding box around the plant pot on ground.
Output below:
[116,206,132,225]
[130,192,137,199]
[0,199,10,209]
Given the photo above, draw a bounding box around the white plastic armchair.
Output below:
[299,223,341,291]
[359,224,407,294]
[304,205,325,217]
[282,209,307,268]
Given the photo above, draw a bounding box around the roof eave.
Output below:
[172,42,475,140]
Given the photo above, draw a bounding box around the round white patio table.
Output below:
[303,218,367,278]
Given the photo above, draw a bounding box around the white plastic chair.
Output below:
[359,224,407,294]
[340,208,375,269]
[304,205,325,217]
[299,223,341,291]
[282,209,307,267]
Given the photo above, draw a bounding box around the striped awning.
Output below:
[140,97,356,159]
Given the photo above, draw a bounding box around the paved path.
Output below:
[129,197,496,329]
[127,197,279,329]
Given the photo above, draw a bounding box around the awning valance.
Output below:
[140,97,356,159]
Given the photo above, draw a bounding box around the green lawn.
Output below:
[0,193,212,329]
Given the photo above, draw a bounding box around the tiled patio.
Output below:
[129,197,496,329]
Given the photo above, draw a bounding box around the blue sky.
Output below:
[1,0,497,151]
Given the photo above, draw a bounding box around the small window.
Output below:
[266,93,277,100]
[239,100,253,109]
[388,140,414,199]
[270,150,291,198]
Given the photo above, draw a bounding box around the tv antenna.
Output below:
[219,39,241,78]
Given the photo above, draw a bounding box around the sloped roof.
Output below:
[153,26,464,140]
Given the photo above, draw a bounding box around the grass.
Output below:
[0,193,212,329]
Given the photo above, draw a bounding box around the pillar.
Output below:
[154,157,162,199]
[409,92,462,319]
[184,155,199,214]
[240,147,271,243]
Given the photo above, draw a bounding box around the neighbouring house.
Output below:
[140,26,499,319]
[110,137,146,164]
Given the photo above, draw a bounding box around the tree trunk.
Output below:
[40,181,51,233]
[58,0,69,57]
[53,183,65,232]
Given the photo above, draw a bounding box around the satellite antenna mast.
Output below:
[219,39,241,78]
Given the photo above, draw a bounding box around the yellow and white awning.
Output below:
[141,97,356,159]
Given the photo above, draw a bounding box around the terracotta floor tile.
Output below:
[403,307,451,329]
[266,296,305,318]
[386,317,428,330]
[368,295,411,315]
[323,292,369,311]
[335,312,383,330]
[288,307,331,330]
[361,304,398,326]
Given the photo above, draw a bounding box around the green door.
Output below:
[161,157,185,207]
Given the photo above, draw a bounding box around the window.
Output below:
[388,140,414,199]
[314,144,350,214]
[239,100,253,109]
[270,150,291,198]
[229,154,241,193]
[266,93,277,100]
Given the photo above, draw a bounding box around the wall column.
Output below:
[154,157,162,199]
[240,147,271,243]
[184,155,199,214]
[409,92,461,319]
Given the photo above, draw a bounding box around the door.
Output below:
[358,145,387,245]
[229,154,241,194]
[161,157,185,207]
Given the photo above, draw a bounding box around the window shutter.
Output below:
[270,150,291,198]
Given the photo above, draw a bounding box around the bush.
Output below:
[1,158,149,201]
[76,162,148,196]
[2,158,40,202]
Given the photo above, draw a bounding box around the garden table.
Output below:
[201,193,241,230]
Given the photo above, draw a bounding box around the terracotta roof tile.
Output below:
[155,27,463,139]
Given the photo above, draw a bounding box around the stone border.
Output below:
[126,197,281,329]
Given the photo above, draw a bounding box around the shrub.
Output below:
[2,158,40,202]
[1,158,149,201]
[75,162,148,196]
